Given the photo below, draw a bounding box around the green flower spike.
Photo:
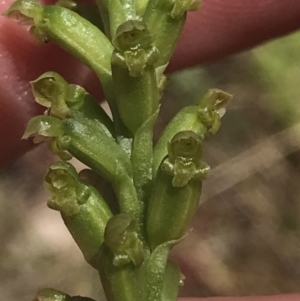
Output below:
[45,161,113,267]
[146,131,209,250]
[153,88,232,176]
[104,213,145,267]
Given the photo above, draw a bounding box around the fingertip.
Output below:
[169,0,300,71]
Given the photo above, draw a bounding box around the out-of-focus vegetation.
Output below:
[2,30,300,300]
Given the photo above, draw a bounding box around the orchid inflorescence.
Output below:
[3,0,232,300]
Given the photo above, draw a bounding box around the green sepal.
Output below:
[2,0,43,25]
[161,261,181,301]
[153,88,231,176]
[197,88,232,135]
[108,0,136,40]
[33,288,70,301]
[143,0,186,68]
[203,88,232,111]
[22,115,63,143]
[131,108,159,203]
[169,0,202,19]
[104,213,145,267]
[143,238,182,301]
[45,161,113,267]
[146,156,206,250]
[98,245,143,301]
[112,64,160,134]
[31,72,70,119]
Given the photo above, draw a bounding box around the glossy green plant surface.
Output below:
[3,0,231,300]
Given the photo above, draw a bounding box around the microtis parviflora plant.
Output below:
[3,0,232,300]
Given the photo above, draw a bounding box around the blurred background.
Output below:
[1,29,300,300]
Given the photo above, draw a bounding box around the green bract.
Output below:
[3,0,231,300]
